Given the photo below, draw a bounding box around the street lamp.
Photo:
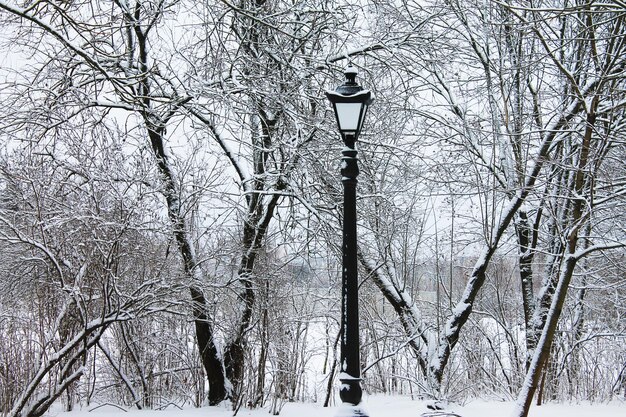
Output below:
[326,66,372,416]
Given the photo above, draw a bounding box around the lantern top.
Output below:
[326,66,372,101]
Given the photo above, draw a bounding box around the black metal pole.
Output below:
[338,134,368,415]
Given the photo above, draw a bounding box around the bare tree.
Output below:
[0,115,183,416]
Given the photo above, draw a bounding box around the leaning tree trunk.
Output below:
[512,96,598,417]
[223,185,283,405]
[129,2,229,400]
[513,254,579,417]
[146,124,227,404]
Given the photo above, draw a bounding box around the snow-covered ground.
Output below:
[47,395,625,417]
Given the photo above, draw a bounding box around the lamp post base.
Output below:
[337,375,368,417]
[336,403,370,417]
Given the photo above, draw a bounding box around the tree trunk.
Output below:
[514,210,537,333]
[512,96,598,417]
[146,126,227,404]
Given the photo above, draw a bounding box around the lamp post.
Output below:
[326,67,372,416]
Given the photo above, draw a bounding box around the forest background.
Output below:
[0,1,624,417]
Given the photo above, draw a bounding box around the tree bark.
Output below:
[146,124,227,404]
[512,95,598,417]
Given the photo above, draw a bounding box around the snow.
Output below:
[338,372,360,381]
[44,396,625,417]
[334,403,369,417]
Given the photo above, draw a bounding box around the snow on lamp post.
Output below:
[326,66,372,416]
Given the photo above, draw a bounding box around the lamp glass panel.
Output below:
[335,102,363,131]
